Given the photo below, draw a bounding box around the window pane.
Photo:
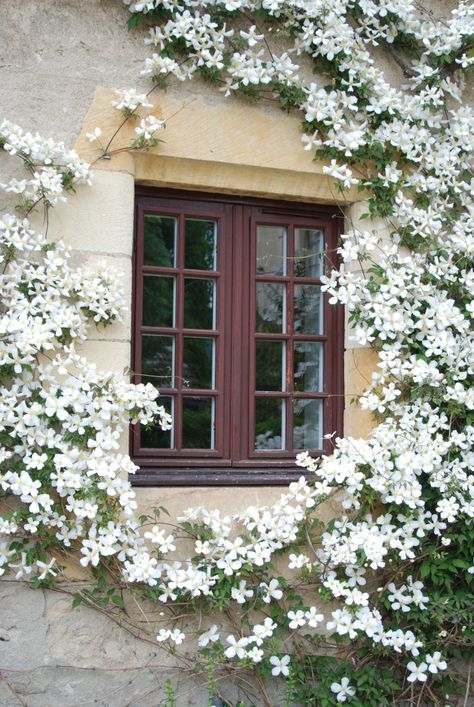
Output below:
[294,228,324,278]
[182,397,214,449]
[294,285,323,334]
[144,215,176,267]
[183,337,214,389]
[294,342,324,392]
[256,341,284,391]
[255,398,284,450]
[256,282,285,333]
[185,219,217,271]
[142,335,174,388]
[143,275,175,328]
[256,225,286,275]
[293,399,323,450]
[141,396,174,449]
[184,278,215,330]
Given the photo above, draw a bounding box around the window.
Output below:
[132,189,344,485]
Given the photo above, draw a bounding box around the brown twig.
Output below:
[0,672,29,706]
[463,660,472,707]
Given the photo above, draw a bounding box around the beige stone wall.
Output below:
[0,2,387,704]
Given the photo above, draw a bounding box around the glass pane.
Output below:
[144,215,176,267]
[141,396,174,449]
[256,341,284,391]
[142,335,174,388]
[256,282,285,333]
[184,278,215,330]
[256,225,286,275]
[255,398,284,450]
[293,399,323,450]
[294,228,324,278]
[185,219,217,271]
[182,397,214,449]
[294,342,324,392]
[183,337,214,389]
[143,275,175,328]
[294,285,323,334]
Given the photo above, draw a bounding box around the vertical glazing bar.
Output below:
[287,224,295,449]
[212,279,217,331]
[174,214,185,450]
[169,397,175,449]
[211,338,216,389]
[281,341,286,392]
[281,398,286,450]
[210,398,215,450]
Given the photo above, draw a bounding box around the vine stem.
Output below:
[91,58,192,164]
[415,681,426,707]
[463,660,472,707]
[0,673,28,707]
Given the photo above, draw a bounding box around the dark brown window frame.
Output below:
[131,187,344,486]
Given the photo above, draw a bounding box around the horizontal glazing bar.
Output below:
[143,266,221,277]
[255,275,323,285]
[180,389,218,396]
[255,332,327,341]
[254,392,328,398]
[141,327,219,336]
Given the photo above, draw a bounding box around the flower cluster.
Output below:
[131,114,165,149]
[0,123,171,589]
[112,88,153,114]
[0,120,91,209]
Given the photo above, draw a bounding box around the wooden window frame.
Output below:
[131,187,344,486]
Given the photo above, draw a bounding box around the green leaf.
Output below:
[111,595,125,608]
[72,594,83,608]
[420,561,431,578]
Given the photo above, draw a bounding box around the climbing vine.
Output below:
[1,0,473,704]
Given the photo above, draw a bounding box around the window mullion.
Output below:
[229,203,247,462]
[174,214,185,450]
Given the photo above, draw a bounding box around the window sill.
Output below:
[131,467,310,486]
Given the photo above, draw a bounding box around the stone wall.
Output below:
[1,579,280,706]
[0,1,452,704]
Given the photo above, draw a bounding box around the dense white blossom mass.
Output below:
[1,0,473,700]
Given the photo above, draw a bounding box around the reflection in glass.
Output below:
[256,225,286,275]
[142,335,174,388]
[256,282,285,333]
[294,228,323,278]
[143,275,175,327]
[185,219,217,271]
[141,396,174,449]
[182,397,214,448]
[255,398,284,450]
[184,278,215,329]
[256,341,284,391]
[183,337,214,389]
[294,285,323,334]
[293,399,323,449]
[144,215,177,267]
[294,342,323,392]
